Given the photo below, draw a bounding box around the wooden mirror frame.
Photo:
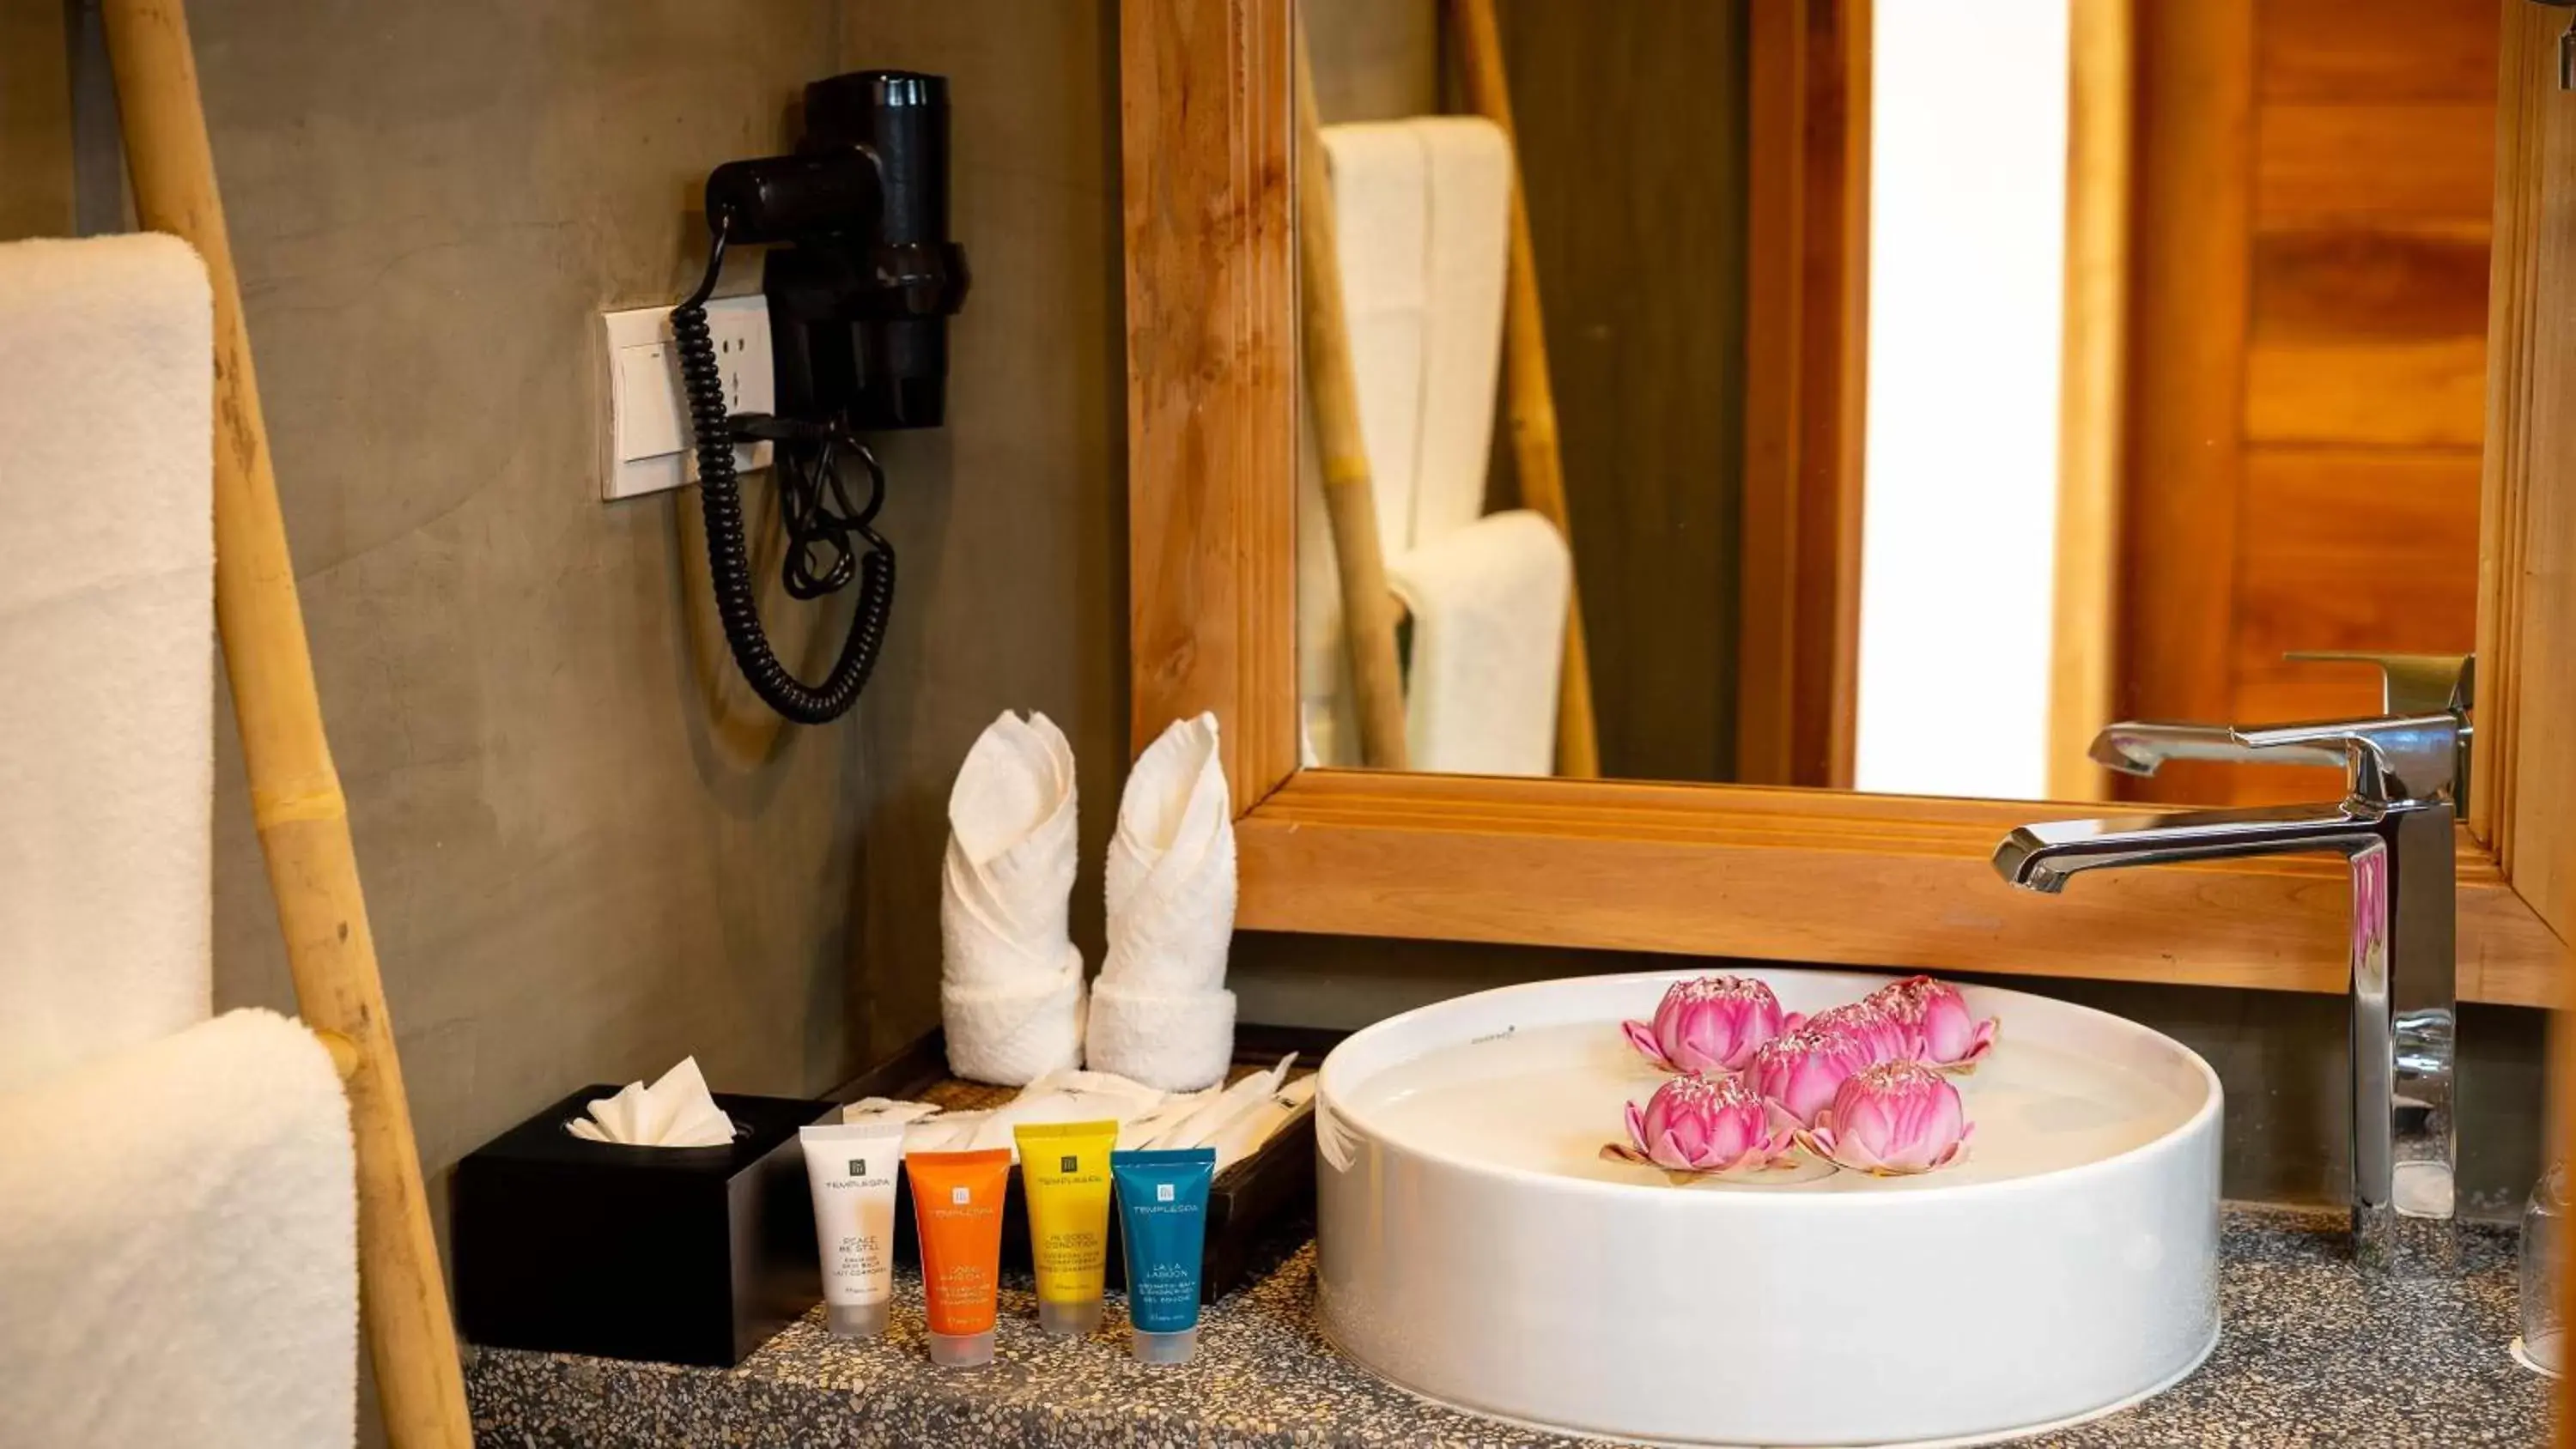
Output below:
[1121,0,2571,1007]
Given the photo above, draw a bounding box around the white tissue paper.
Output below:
[941,711,1087,1085]
[565,1058,736,1147]
[1086,712,1238,1091]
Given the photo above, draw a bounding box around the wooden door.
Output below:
[2119,0,2497,806]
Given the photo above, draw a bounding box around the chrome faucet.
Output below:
[1993,661,2471,1276]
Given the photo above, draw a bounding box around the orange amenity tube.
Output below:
[905,1148,1011,1367]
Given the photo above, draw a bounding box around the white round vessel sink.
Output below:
[1314,968,2222,1447]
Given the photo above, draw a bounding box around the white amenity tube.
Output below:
[799,1119,908,1338]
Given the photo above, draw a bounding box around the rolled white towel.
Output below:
[941,943,1085,1088]
[1084,981,1236,1097]
[941,711,1085,1084]
[1087,713,1236,1089]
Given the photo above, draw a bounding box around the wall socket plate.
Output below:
[600,296,774,501]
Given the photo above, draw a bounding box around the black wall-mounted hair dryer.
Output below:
[673,70,969,724]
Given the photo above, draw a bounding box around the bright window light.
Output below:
[1854,0,2070,799]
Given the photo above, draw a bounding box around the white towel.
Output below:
[0,235,214,1094]
[1087,713,1236,1091]
[0,1009,356,1449]
[1400,119,1513,544]
[1293,118,1528,768]
[1388,509,1571,775]
[940,711,1085,1084]
[0,237,355,1446]
[1313,118,1512,555]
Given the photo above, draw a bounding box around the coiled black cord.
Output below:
[671,215,894,724]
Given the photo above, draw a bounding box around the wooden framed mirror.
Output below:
[1121,0,2569,1007]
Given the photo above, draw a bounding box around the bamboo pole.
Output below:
[1295,17,1412,770]
[99,3,473,1446]
[1447,0,1601,779]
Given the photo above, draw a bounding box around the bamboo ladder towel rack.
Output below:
[1294,15,1413,771]
[1447,0,1602,779]
[100,1,474,1445]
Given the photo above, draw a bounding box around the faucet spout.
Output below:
[1994,792,2459,1276]
[1993,800,2388,894]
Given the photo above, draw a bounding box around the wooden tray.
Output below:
[829,1025,1338,1302]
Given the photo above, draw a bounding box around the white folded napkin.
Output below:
[836,1097,943,1128]
[1210,1076,1319,1173]
[941,711,1087,1085]
[1115,1086,1223,1151]
[1015,1067,1170,1120]
[565,1058,736,1147]
[961,1083,1166,1158]
[902,1111,990,1154]
[1086,712,1237,1091]
[1144,1053,1296,1149]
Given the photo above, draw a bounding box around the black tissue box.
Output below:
[453,1086,830,1367]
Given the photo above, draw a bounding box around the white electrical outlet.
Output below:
[600,296,775,501]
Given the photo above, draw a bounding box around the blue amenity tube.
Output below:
[1110,1147,1216,1364]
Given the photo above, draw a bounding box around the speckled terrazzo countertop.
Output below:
[465,1204,2547,1447]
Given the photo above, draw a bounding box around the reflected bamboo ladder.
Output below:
[1295,18,1412,770]
[1295,0,1603,778]
[99,0,473,1445]
[1448,0,1600,779]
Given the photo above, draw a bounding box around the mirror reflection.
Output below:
[1294,0,2493,806]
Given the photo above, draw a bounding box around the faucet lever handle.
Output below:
[2281,651,2474,809]
[2281,651,2473,717]
[2233,714,2462,806]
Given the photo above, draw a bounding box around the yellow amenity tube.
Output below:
[1014,1119,1119,1336]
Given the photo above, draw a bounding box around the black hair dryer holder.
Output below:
[707,70,971,430]
[675,70,969,725]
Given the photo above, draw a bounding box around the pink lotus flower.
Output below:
[1801,1001,1911,1066]
[1621,975,1800,1075]
[1797,1060,1974,1175]
[1610,1072,1795,1173]
[1866,974,1998,1070]
[1748,1026,1879,1130]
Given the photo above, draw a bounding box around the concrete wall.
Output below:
[189,0,862,1192]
